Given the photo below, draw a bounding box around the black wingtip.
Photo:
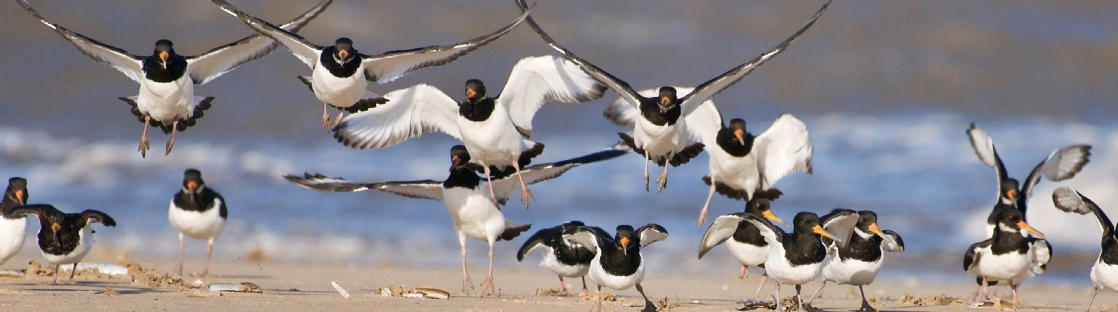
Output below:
[500,223,532,241]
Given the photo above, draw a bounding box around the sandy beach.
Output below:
[0,250,1112,312]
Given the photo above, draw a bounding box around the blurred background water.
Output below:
[2,1,1117,287]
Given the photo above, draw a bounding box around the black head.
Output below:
[792,211,835,239]
[5,177,27,206]
[1001,178,1020,204]
[728,118,747,145]
[450,145,471,168]
[182,169,205,192]
[856,210,886,238]
[657,86,678,114]
[465,79,487,102]
[154,39,175,67]
[745,198,787,226]
[614,224,638,256]
[995,208,1045,238]
[332,37,357,64]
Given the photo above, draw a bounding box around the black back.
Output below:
[731,198,773,247]
[9,204,116,256]
[837,211,883,262]
[517,221,594,266]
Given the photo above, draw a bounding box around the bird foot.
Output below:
[138,137,150,158]
[644,176,650,192]
[164,138,175,156]
[856,304,878,312]
[461,277,476,295]
[656,174,668,193]
[558,289,571,297]
[520,188,535,208]
[479,277,495,297]
[321,115,332,131]
[578,288,590,297]
[697,210,709,229]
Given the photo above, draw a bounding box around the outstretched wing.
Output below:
[753,114,813,189]
[497,55,606,137]
[489,142,629,200]
[516,0,643,109]
[820,209,858,249]
[284,172,443,201]
[7,204,54,220]
[188,0,333,85]
[78,209,117,227]
[18,0,144,82]
[333,84,461,149]
[967,123,1010,205]
[563,226,609,254]
[211,0,325,69]
[677,0,831,116]
[1052,187,1112,243]
[516,225,560,261]
[697,213,744,259]
[1019,145,1091,205]
[636,224,669,248]
[360,8,531,83]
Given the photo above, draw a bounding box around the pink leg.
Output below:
[698,176,716,228]
[479,241,495,296]
[51,265,60,285]
[751,273,768,300]
[164,120,178,155]
[138,115,151,158]
[321,102,331,130]
[178,233,185,276]
[807,280,827,305]
[513,160,535,208]
[656,152,671,192]
[331,110,345,129]
[458,234,473,295]
[557,276,570,296]
[579,276,589,296]
[643,151,650,191]
[204,238,214,277]
[738,265,748,280]
[483,166,499,206]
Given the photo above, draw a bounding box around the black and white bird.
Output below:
[564,224,669,312]
[332,55,606,208]
[0,178,30,266]
[807,210,904,312]
[168,169,228,277]
[963,208,1047,306]
[18,0,332,157]
[9,204,115,285]
[516,0,828,193]
[697,198,788,301]
[285,143,626,296]
[211,0,532,130]
[737,211,846,312]
[517,220,595,296]
[1052,187,1118,311]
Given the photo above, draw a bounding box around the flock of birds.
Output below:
[2,0,1117,311]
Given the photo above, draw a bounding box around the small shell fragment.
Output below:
[189,279,206,288]
[0,270,23,278]
[413,287,449,300]
[208,282,263,293]
[331,281,350,300]
[59,263,129,276]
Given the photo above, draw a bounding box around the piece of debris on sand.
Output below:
[120,259,187,289]
[968,298,1018,311]
[578,290,616,301]
[895,294,967,306]
[100,287,119,296]
[377,285,450,299]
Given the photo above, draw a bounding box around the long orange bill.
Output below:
[1017,221,1046,239]
[187,181,198,192]
[159,51,169,62]
[734,129,745,145]
[466,89,476,100]
[868,223,886,238]
[1007,189,1017,201]
[15,190,24,205]
[619,237,630,256]
[762,210,788,226]
[812,224,836,240]
[338,50,349,60]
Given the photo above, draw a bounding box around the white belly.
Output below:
[137,75,195,121]
[457,111,524,168]
[765,245,824,285]
[442,186,507,242]
[42,227,93,265]
[587,252,644,291]
[971,250,1031,281]
[311,64,368,107]
[1092,259,1118,292]
[726,239,768,267]
[634,117,686,157]
[539,247,590,278]
[708,148,759,195]
[822,256,883,286]
[168,200,226,240]
[0,217,28,264]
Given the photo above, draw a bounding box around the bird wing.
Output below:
[497,55,606,137]
[753,114,813,189]
[1052,187,1113,243]
[188,0,332,85]
[488,142,629,200]
[211,0,324,69]
[284,172,443,201]
[963,239,991,272]
[516,0,643,109]
[677,0,831,116]
[1029,238,1052,274]
[18,0,144,82]
[1019,145,1091,205]
[563,226,607,254]
[6,204,56,220]
[967,123,1011,206]
[697,213,744,259]
[881,229,905,253]
[516,225,559,262]
[637,224,669,248]
[78,209,117,227]
[820,209,858,249]
[360,8,530,83]
[332,84,462,149]
[741,212,785,245]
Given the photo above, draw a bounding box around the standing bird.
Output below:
[737,211,847,312]
[516,0,829,193]
[0,178,30,266]
[285,144,627,296]
[332,55,606,208]
[17,0,333,157]
[211,0,532,130]
[168,169,228,277]
[1052,187,1118,311]
[9,204,115,285]
[697,198,788,301]
[564,224,669,312]
[517,220,595,296]
[807,210,904,312]
[963,208,1047,306]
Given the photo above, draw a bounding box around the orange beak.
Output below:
[14,189,24,205]
[619,237,630,255]
[734,129,744,140]
[337,49,349,60]
[762,210,788,226]
[466,88,477,100]
[159,51,169,62]
[1007,189,1017,201]
[812,224,836,240]
[187,181,198,191]
[51,222,61,233]
[868,223,885,238]
[1017,221,1046,239]
[659,97,671,106]
[452,155,460,166]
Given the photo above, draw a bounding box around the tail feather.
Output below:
[500,221,532,241]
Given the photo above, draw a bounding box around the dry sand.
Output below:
[0,252,1114,312]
